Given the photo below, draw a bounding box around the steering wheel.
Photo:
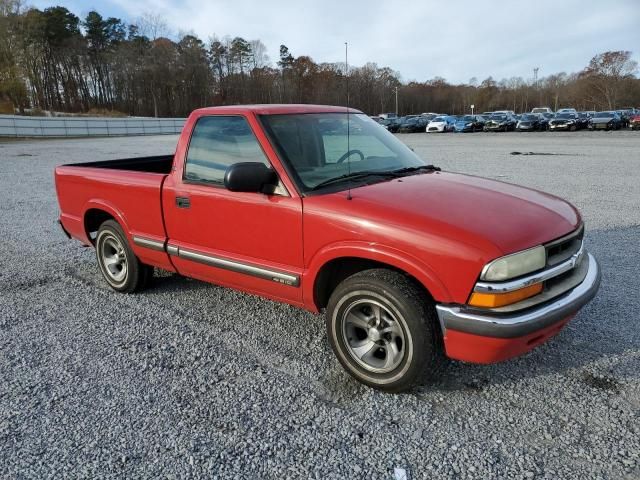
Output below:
[337,149,365,163]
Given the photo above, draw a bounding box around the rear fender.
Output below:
[81,199,131,245]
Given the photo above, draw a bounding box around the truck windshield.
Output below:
[260,113,426,193]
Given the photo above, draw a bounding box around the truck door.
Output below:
[162,114,303,305]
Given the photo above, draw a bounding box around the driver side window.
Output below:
[184,116,269,185]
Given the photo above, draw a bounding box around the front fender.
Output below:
[302,241,453,312]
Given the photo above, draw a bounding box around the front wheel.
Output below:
[326,269,444,392]
[96,220,152,293]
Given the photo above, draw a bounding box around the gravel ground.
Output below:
[0,131,639,479]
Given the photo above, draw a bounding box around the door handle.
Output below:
[176,196,191,208]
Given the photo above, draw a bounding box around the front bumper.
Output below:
[436,253,601,363]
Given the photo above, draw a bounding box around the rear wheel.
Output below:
[95,220,151,293]
[325,269,444,392]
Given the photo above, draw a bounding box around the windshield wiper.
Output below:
[309,165,442,192]
[389,164,441,175]
[310,170,399,191]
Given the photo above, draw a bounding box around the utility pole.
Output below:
[394,86,398,116]
[533,67,540,105]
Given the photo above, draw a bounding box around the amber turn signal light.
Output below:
[468,283,543,308]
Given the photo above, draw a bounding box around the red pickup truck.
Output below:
[55,104,601,392]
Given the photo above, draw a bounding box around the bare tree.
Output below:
[137,12,169,40]
[249,39,269,69]
[581,51,638,109]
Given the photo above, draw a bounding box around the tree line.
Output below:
[1,1,638,117]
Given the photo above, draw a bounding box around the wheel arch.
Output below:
[83,201,129,245]
[304,244,452,312]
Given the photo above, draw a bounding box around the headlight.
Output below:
[466,122,473,126]
[480,245,546,281]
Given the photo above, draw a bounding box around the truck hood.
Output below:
[326,171,580,255]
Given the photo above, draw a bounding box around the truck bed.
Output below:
[65,155,174,174]
[55,155,173,269]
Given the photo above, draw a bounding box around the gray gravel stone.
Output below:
[0,131,638,478]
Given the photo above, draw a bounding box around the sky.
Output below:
[30,0,640,84]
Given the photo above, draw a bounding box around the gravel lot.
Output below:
[1,131,639,479]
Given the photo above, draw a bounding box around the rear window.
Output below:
[184,116,269,185]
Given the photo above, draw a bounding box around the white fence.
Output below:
[0,115,186,137]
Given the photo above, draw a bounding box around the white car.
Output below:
[557,108,577,113]
[531,107,553,114]
[426,116,454,133]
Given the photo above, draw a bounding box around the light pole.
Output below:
[394,86,398,116]
[533,67,540,105]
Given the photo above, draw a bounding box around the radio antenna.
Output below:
[345,41,352,200]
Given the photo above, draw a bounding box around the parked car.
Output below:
[378,113,397,119]
[616,110,631,129]
[576,112,591,129]
[453,115,485,132]
[55,104,601,393]
[557,108,577,114]
[516,113,545,131]
[630,112,640,130]
[386,117,402,133]
[493,110,516,116]
[588,111,622,131]
[531,107,554,114]
[549,112,582,131]
[378,118,394,131]
[483,113,516,132]
[399,116,429,133]
[426,116,455,133]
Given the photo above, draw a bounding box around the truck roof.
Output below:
[192,104,362,115]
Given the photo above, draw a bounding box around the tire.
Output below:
[95,219,152,293]
[325,268,445,392]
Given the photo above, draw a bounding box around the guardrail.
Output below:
[0,115,186,137]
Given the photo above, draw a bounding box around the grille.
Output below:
[545,225,584,267]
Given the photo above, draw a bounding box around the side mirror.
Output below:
[224,162,277,193]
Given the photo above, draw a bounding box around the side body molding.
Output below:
[165,244,300,287]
